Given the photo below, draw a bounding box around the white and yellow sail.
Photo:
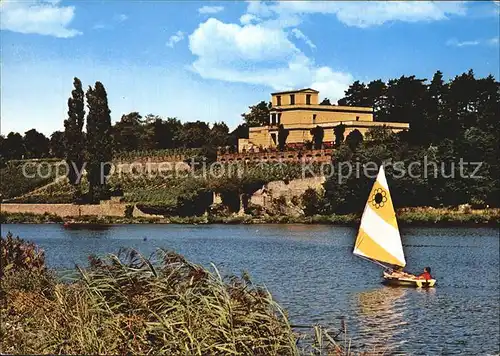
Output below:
[353,165,406,267]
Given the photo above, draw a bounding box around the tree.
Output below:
[23,129,49,158]
[345,129,363,151]
[302,188,323,216]
[424,70,447,144]
[112,112,143,152]
[241,101,271,127]
[86,81,113,202]
[384,75,427,144]
[177,121,211,148]
[147,116,182,149]
[367,79,388,120]
[0,135,4,166]
[310,125,324,149]
[64,77,86,185]
[228,123,249,153]
[2,132,25,160]
[277,124,289,151]
[333,123,346,147]
[50,131,65,158]
[365,126,394,145]
[337,81,369,106]
[320,98,332,105]
[209,122,230,148]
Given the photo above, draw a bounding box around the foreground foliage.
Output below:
[1,234,383,355]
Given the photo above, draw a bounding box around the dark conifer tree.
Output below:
[277,124,289,151]
[310,125,324,149]
[334,123,346,147]
[64,77,86,185]
[86,82,113,202]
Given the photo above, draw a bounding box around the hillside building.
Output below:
[238,88,409,152]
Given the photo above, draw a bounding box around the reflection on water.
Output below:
[1,224,498,355]
[355,287,409,354]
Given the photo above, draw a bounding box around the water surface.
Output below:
[2,224,498,355]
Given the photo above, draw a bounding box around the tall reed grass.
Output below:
[1,234,384,355]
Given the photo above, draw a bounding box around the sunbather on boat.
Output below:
[385,266,417,279]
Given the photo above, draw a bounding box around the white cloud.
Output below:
[291,28,316,49]
[246,1,467,28]
[114,13,128,22]
[187,1,470,103]
[92,13,128,30]
[0,0,81,38]
[92,23,108,30]
[198,5,224,14]
[189,19,298,63]
[167,30,185,48]
[447,37,499,47]
[239,13,259,25]
[188,18,352,102]
[488,37,499,46]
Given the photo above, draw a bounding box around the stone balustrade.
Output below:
[217,149,335,163]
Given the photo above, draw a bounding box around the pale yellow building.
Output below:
[238,88,409,152]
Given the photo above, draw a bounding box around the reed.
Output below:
[1,236,385,355]
[2,247,298,354]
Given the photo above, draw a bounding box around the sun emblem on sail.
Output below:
[371,188,387,209]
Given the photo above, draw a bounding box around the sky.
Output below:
[1,0,499,136]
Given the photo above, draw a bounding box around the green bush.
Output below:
[301,188,323,216]
[0,232,56,298]
[124,204,134,218]
[0,232,47,277]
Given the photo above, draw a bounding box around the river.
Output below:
[2,224,499,355]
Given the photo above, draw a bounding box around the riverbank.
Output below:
[1,207,498,226]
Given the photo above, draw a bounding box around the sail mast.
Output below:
[353,164,406,268]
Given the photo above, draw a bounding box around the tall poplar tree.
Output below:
[86,82,113,202]
[64,77,86,185]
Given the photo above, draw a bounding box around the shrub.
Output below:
[0,232,55,298]
[0,232,47,278]
[124,204,134,218]
[302,188,322,216]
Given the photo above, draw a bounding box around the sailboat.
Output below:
[353,164,436,288]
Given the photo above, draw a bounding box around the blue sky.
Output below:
[1,0,499,136]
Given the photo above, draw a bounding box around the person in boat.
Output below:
[385,266,416,279]
[416,267,432,280]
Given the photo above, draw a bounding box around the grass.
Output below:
[0,233,378,355]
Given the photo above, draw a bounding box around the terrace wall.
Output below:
[217,149,334,163]
[0,200,161,218]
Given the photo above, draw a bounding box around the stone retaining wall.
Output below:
[0,201,161,218]
[250,176,325,207]
[218,149,334,163]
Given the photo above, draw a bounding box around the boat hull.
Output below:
[382,276,436,288]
